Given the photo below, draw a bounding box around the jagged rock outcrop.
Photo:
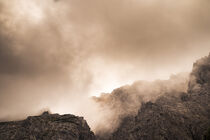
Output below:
[108,53,210,140]
[0,111,95,140]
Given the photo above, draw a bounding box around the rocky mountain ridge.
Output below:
[0,53,209,140]
[105,53,210,140]
[0,111,95,140]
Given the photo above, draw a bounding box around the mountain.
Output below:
[0,111,95,140]
[97,53,210,140]
[93,72,189,137]
[0,53,209,140]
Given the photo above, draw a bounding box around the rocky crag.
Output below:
[104,53,210,140]
[0,112,95,140]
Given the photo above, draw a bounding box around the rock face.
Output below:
[0,112,95,140]
[109,53,210,140]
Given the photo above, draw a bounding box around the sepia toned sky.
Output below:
[0,0,210,122]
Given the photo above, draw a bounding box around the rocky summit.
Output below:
[0,112,95,140]
[108,53,210,140]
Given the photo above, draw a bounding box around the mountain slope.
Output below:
[109,54,210,140]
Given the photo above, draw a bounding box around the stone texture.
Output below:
[0,112,95,140]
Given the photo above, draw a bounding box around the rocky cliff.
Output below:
[107,54,210,140]
[0,112,95,140]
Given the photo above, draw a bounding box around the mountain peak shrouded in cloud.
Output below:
[0,52,209,140]
[105,52,210,140]
[92,72,189,134]
[0,0,210,138]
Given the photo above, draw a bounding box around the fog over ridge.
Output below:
[0,0,210,133]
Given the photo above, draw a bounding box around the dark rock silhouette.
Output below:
[0,112,95,140]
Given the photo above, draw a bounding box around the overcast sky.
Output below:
[0,0,209,121]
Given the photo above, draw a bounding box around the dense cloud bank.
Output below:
[0,0,210,133]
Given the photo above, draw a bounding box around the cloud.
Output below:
[0,0,209,133]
